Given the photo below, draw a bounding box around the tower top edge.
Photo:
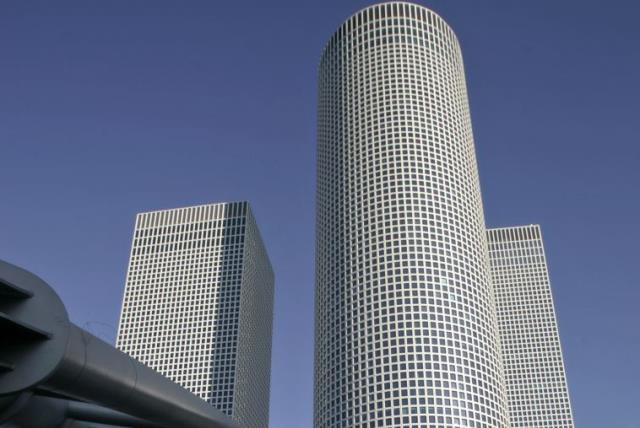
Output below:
[320,2,457,56]
[487,224,542,233]
[346,2,443,24]
[135,201,249,218]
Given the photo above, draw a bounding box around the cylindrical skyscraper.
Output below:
[315,3,509,427]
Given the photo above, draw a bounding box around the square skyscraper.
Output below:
[116,201,274,428]
[488,225,574,428]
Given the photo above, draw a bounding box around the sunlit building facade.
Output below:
[315,3,509,427]
[116,201,274,428]
[488,225,574,428]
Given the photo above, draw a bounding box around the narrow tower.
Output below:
[315,2,509,427]
[488,225,575,428]
[116,202,274,428]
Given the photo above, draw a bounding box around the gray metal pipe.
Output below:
[0,393,162,428]
[0,393,67,428]
[62,422,131,428]
[0,259,238,428]
[62,422,130,428]
[41,327,236,428]
[66,401,159,428]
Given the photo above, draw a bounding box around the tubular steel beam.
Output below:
[0,259,238,428]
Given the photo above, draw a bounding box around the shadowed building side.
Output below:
[233,206,275,428]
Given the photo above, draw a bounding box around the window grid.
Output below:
[315,3,509,427]
[488,225,574,428]
[116,202,274,428]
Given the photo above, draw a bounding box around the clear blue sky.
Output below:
[1,1,638,427]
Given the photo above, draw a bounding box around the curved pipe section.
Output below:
[0,259,238,428]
